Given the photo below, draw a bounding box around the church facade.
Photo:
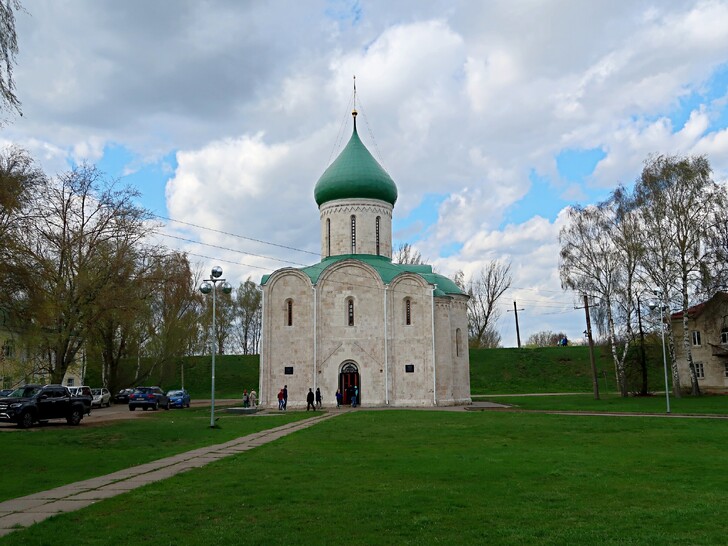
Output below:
[259,112,471,408]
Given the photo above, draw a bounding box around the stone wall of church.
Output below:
[388,275,436,406]
[319,198,393,258]
[261,263,471,408]
[260,269,314,408]
[315,261,387,406]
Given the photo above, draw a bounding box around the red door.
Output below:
[339,363,360,405]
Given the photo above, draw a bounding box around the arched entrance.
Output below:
[339,361,360,405]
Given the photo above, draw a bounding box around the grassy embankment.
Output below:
[3,410,728,545]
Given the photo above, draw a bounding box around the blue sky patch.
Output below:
[97,145,177,216]
[393,193,446,245]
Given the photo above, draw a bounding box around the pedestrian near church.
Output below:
[306,388,316,411]
[242,389,249,408]
[315,387,322,408]
[352,385,358,408]
[277,389,284,410]
[283,385,288,410]
[250,390,257,408]
[335,389,342,408]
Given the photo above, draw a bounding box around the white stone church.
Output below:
[259,111,471,408]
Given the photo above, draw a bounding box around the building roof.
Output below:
[313,122,398,207]
[261,254,466,297]
[670,291,728,320]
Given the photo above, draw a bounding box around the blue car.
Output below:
[167,389,191,408]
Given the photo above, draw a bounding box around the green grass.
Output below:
[481,392,728,414]
[3,410,728,545]
[469,345,666,395]
[0,407,310,503]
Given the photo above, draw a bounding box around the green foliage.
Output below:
[5,411,728,544]
[469,345,667,394]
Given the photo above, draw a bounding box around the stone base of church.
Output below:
[261,397,472,410]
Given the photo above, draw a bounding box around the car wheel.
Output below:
[67,409,82,426]
[152,402,158,411]
[165,401,170,410]
[129,406,135,411]
[18,411,33,429]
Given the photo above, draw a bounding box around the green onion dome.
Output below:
[314,120,398,207]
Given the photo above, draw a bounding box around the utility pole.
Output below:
[507,301,525,348]
[636,295,648,395]
[582,295,600,400]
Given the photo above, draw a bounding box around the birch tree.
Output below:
[465,261,511,348]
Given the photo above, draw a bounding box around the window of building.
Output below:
[376,216,380,255]
[66,378,74,386]
[286,300,293,326]
[405,298,411,325]
[692,331,702,346]
[724,363,728,378]
[326,218,331,257]
[350,215,356,253]
[284,366,294,375]
[694,361,704,379]
[456,328,462,357]
[1,339,14,358]
[347,298,355,326]
[405,364,415,373]
[721,328,728,344]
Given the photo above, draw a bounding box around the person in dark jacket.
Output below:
[315,387,322,408]
[306,388,316,411]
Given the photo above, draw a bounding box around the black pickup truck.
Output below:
[0,384,90,428]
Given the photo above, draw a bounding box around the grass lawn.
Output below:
[0,408,310,503]
[481,393,728,414]
[3,410,728,545]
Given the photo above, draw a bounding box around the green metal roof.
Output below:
[261,254,465,297]
[313,125,398,207]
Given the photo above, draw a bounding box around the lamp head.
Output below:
[221,281,233,295]
[200,281,213,295]
[211,266,223,278]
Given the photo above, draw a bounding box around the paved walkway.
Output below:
[0,411,337,538]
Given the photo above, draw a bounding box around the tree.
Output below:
[559,204,631,396]
[0,164,151,384]
[634,154,725,396]
[525,330,567,347]
[465,261,512,348]
[234,278,262,355]
[393,242,424,265]
[0,0,22,121]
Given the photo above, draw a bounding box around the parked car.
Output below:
[91,388,111,408]
[0,384,88,428]
[128,387,169,411]
[167,389,191,408]
[113,388,134,404]
[65,386,92,414]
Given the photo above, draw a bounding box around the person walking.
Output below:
[283,385,288,410]
[277,389,284,411]
[242,389,249,408]
[335,389,342,408]
[315,387,322,409]
[351,385,358,408]
[249,390,257,408]
[306,388,316,411]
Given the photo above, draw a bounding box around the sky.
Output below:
[3,0,728,347]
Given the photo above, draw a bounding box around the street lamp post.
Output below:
[650,292,671,414]
[200,266,232,428]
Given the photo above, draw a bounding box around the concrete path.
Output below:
[0,411,337,538]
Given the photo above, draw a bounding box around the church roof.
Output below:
[313,122,398,207]
[262,254,465,297]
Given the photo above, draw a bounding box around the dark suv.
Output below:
[128,387,170,411]
[0,384,87,428]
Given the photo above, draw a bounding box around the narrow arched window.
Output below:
[376,216,381,255]
[347,298,355,326]
[286,300,293,326]
[326,218,331,257]
[351,215,356,254]
[456,328,462,357]
[405,298,411,325]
